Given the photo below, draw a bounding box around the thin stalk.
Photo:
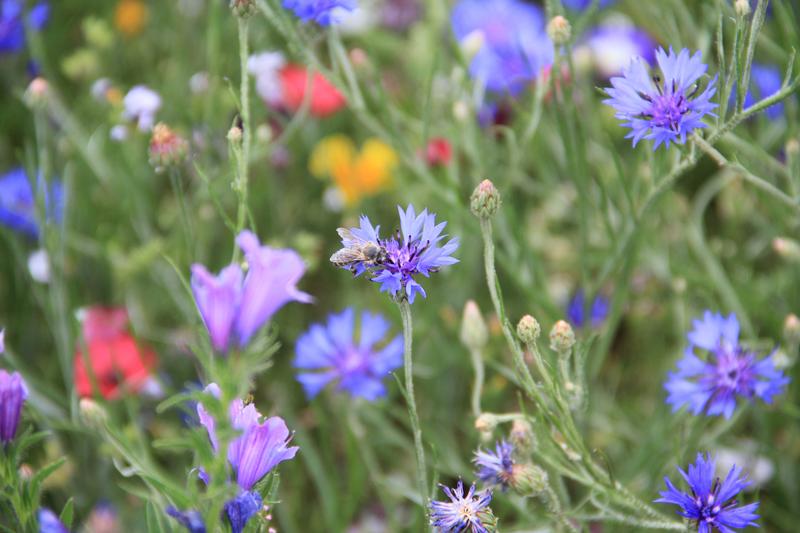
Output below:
[233,16,251,260]
[468,347,484,418]
[396,299,428,514]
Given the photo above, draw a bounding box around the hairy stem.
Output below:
[397,299,428,514]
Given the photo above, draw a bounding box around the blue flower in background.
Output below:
[474,440,515,491]
[282,0,356,25]
[566,289,609,329]
[562,0,614,9]
[604,47,717,150]
[0,167,63,239]
[451,0,554,94]
[656,452,759,532]
[334,205,458,303]
[664,311,789,419]
[430,480,494,533]
[37,508,68,533]
[744,64,784,119]
[166,507,206,533]
[0,0,49,54]
[578,24,657,79]
[294,308,402,400]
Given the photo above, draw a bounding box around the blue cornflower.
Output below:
[665,311,790,419]
[0,0,49,54]
[166,507,206,533]
[562,0,614,9]
[294,308,402,400]
[37,508,68,533]
[0,167,63,239]
[656,452,759,532]
[604,47,718,149]
[281,0,356,25]
[566,289,609,329]
[474,440,515,491]
[430,480,496,533]
[451,0,554,94]
[333,205,458,303]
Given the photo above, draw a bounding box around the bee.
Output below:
[330,228,387,271]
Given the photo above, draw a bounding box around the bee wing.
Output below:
[330,247,364,264]
[336,227,356,242]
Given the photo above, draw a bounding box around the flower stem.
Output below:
[397,299,428,513]
[469,347,484,418]
[233,16,251,260]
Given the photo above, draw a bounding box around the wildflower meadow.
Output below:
[2,0,800,531]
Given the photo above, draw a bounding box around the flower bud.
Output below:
[509,419,535,453]
[784,314,800,344]
[0,370,27,443]
[227,125,243,145]
[460,300,489,350]
[786,138,800,157]
[549,320,575,355]
[79,398,108,430]
[475,413,498,439]
[149,123,189,170]
[230,0,256,17]
[476,506,498,533]
[516,314,540,344]
[734,0,751,17]
[510,463,549,495]
[25,77,49,107]
[459,30,485,63]
[546,16,571,46]
[470,179,501,219]
[773,237,800,262]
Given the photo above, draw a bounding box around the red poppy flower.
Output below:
[423,137,453,167]
[74,307,157,399]
[279,64,346,118]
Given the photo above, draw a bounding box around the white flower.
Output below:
[247,51,286,106]
[123,85,162,131]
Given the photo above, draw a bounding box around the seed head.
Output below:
[470,179,501,219]
[227,125,243,145]
[149,123,189,170]
[25,77,49,107]
[79,398,108,430]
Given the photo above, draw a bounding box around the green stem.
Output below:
[233,16,251,259]
[468,347,484,418]
[396,299,428,513]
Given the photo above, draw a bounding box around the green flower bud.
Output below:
[510,463,549,495]
[549,320,575,355]
[734,0,751,18]
[516,314,541,344]
[461,300,489,350]
[470,179,501,219]
[79,398,108,430]
[784,313,800,345]
[509,419,535,454]
[230,0,256,17]
[546,15,571,46]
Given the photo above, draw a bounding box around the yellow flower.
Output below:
[114,0,148,37]
[309,135,398,206]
